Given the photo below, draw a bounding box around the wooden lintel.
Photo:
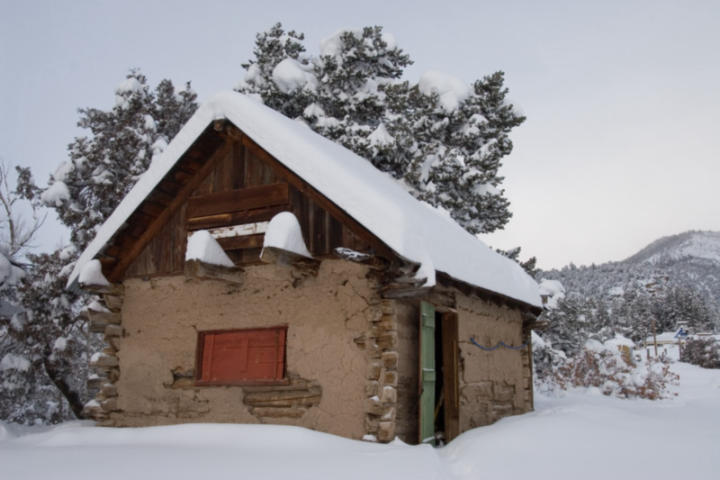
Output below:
[184,259,244,285]
[260,246,320,275]
[217,234,265,251]
[381,286,432,299]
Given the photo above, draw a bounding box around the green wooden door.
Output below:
[419,301,436,445]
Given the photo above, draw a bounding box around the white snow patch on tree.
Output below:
[185,230,234,267]
[52,161,74,183]
[418,70,471,112]
[78,259,110,287]
[114,77,143,108]
[539,278,565,309]
[0,354,30,372]
[263,212,312,258]
[0,253,11,285]
[272,59,317,94]
[40,181,70,207]
[367,123,394,147]
[53,337,68,352]
[319,29,358,57]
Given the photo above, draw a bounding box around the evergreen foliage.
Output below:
[534,231,720,396]
[237,23,524,234]
[2,71,197,424]
[18,70,197,250]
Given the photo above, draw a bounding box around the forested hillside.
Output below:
[539,230,720,347]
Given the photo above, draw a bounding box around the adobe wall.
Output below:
[456,293,533,430]
[103,260,386,440]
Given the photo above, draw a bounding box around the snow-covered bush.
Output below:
[680,337,720,369]
[534,333,679,399]
[532,331,569,394]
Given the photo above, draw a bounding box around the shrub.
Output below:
[680,337,720,369]
[534,333,679,399]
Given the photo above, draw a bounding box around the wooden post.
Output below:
[652,316,658,359]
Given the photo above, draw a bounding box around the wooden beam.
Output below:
[186,204,289,231]
[240,134,396,261]
[107,140,232,282]
[217,234,265,251]
[186,183,289,219]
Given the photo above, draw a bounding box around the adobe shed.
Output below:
[72,92,542,444]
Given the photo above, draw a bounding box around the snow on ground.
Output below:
[2,362,718,480]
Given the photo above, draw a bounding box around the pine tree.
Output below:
[19,70,198,250]
[237,23,523,234]
[6,70,198,423]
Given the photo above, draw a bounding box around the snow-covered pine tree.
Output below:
[237,23,523,234]
[0,161,79,424]
[6,70,198,423]
[19,70,198,250]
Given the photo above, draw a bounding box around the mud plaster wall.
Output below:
[393,300,419,443]
[111,260,380,439]
[456,293,532,431]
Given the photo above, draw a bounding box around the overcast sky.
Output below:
[2,0,719,269]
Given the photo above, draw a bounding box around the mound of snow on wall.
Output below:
[78,259,110,286]
[185,230,234,267]
[262,212,312,258]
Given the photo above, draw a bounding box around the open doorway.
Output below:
[419,302,459,445]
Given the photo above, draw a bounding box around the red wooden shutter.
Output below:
[197,327,286,384]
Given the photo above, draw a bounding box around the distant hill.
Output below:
[625,231,720,265]
[539,230,720,341]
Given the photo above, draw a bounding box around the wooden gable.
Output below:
[99,121,395,282]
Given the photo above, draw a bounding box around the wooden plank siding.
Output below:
[121,125,395,279]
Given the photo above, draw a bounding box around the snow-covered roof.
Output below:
[68,92,541,308]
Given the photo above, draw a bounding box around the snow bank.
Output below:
[0,423,441,480]
[2,363,719,480]
[185,230,234,267]
[418,71,471,112]
[262,212,312,258]
[67,92,540,308]
[78,259,110,286]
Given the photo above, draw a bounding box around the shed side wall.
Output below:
[456,294,533,430]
